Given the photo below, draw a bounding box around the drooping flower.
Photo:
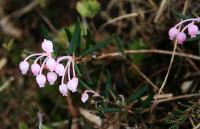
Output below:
[31,63,40,76]
[36,74,46,88]
[46,58,56,71]
[55,63,65,76]
[169,17,200,44]
[42,39,53,53]
[176,32,186,44]
[59,84,68,96]
[81,90,100,103]
[188,23,198,37]
[67,78,78,93]
[19,61,29,75]
[81,92,89,103]
[47,72,57,85]
[168,27,179,40]
[19,39,81,99]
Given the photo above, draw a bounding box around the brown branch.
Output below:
[131,64,160,92]
[76,49,200,63]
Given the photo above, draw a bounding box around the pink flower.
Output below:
[55,63,65,76]
[47,72,57,85]
[19,61,29,75]
[81,93,89,103]
[81,90,100,103]
[188,24,198,37]
[36,74,46,88]
[42,39,53,53]
[46,58,56,71]
[169,27,179,40]
[31,63,40,76]
[176,32,186,44]
[67,77,78,93]
[59,84,68,96]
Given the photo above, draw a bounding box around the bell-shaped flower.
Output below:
[47,72,57,85]
[67,77,78,93]
[176,32,186,44]
[36,74,46,88]
[188,24,198,37]
[81,92,89,103]
[59,84,68,96]
[31,63,40,76]
[19,61,29,75]
[46,58,56,71]
[169,27,179,40]
[55,63,65,76]
[42,39,53,53]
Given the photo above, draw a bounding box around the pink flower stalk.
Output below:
[169,17,200,44]
[81,90,100,103]
[59,57,79,94]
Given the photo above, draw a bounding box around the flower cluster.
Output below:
[19,39,78,96]
[19,39,99,103]
[168,18,200,44]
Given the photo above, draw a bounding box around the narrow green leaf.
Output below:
[67,115,72,129]
[114,35,125,54]
[69,20,81,54]
[101,107,122,113]
[81,36,114,56]
[86,30,96,49]
[65,28,72,42]
[74,63,82,77]
[126,85,148,103]
[173,11,192,20]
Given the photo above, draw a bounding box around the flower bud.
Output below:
[169,27,179,40]
[36,74,46,88]
[31,63,40,76]
[47,72,57,85]
[55,63,65,76]
[42,39,53,53]
[176,32,186,44]
[19,61,29,75]
[59,84,68,96]
[67,77,78,93]
[81,93,89,103]
[188,24,198,37]
[46,58,56,71]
